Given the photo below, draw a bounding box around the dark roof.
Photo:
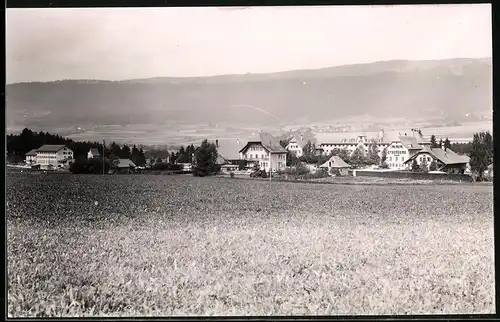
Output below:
[36,145,68,153]
[111,159,136,168]
[239,132,287,154]
[25,149,38,156]
[89,148,100,156]
[403,147,469,165]
[320,155,351,168]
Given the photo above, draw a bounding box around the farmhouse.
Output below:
[32,145,74,170]
[403,145,470,174]
[319,155,351,176]
[87,148,100,159]
[385,135,431,170]
[109,159,136,174]
[239,132,287,172]
[25,149,38,164]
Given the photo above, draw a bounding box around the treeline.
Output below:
[7,128,103,163]
[6,128,148,166]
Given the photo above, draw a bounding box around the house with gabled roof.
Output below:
[239,132,287,172]
[29,145,74,169]
[403,145,470,174]
[87,148,101,159]
[109,159,136,174]
[285,132,317,157]
[25,149,38,164]
[319,155,351,176]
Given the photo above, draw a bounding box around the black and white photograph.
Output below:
[6,4,494,317]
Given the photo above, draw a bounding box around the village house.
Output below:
[25,149,38,164]
[87,148,101,159]
[109,159,136,174]
[385,134,431,170]
[239,132,287,172]
[403,145,470,174]
[29,145,74,169]
[285,133,316,157]
[319,155,351,176]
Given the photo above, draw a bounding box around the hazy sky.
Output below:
[6,4,491,84]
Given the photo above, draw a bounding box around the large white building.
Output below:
[318,130,391,159]
[239,132,287,172]
[25,145,74,169]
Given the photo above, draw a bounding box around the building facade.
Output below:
[30,145,74,169]
[239,133,287,172]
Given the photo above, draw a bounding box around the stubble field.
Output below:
[6,173,495,316]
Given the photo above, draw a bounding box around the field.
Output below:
[7,173,495,316]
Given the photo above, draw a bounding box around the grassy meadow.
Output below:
[6,173,494,316]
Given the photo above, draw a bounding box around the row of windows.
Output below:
[249,146,263,151]
[388,150,406,155]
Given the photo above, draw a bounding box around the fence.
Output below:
[353,170,473,182]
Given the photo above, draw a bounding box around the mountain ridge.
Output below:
[6,57,492,130]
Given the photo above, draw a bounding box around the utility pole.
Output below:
[102,139,106,176]
[269,141,272,182]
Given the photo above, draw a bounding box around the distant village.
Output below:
[8,127,493,181]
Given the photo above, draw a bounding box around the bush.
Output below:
[285,163,310,176]
[230,172,235,178]
[70,158,110,174]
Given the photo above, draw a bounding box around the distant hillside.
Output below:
[6,58,492,129]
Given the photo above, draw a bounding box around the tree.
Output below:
[301,141,316,163]
[330,148,350,163]
[109,142,122,159]
[193,139,219,177]
[443,138,452,150]
[411,159,419,172]
[349,145,368,168]
[286,151,301,167]
[429,159,438,171]
[238,159,247,170]
[380,147,388,165]
[280,139,291,149]
[120,144,131,159]
[430,135,438,148]
[170,152,176,164]
[438,138,443,148]
[130,145,146,166]
[469,131,493,180]
[367,140,380,165]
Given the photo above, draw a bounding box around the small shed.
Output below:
[320,155,351,176]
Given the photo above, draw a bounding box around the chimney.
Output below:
[216,139,219,148]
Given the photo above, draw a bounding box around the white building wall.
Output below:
[385,142,411,169]
[241,143,287,172]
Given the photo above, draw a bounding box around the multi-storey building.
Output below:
[239,132,287,172]
[30,145,74,169]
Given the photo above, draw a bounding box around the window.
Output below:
[419,157,422,162]
[395,157,398,161]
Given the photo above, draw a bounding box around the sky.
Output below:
[6,4,492,84]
